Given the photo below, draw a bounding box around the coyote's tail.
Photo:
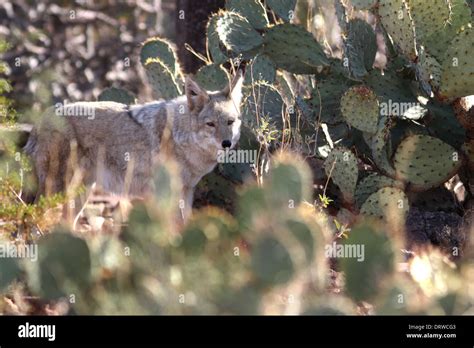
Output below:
[23,127,37,156]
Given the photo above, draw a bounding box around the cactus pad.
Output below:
[340,85,379,134]
[393,135,462,191]
[266,0,297,21]
[350,0,378,10]
[144,58,181,100]
[216,11,264,53]
[140,37,180,77]
[378,0,417,61]
[207,14,228,64]
[195,64,229,91]
[345,19,377,79]
[225,0,268,29]
[355,173,403,209]
[360,187,409,221]
[244,54,276,84]
[340,221,395,302]
[439,26,474,99]
[324,147,358,202]
[98,87,135,105]
[263,24,329,74]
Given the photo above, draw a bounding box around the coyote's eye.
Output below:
[206,122,215,127]
[227,120,234,126]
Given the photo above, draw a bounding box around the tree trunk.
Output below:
[175,0,225,74]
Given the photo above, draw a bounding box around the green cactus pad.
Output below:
[144,58,181,100]
[378,0,417,60]
[360,187,409,221]
[242,82,285,128]
[0,241,22,291]
[350,0,378,10]
[393,135,463,191]
[421,0,471,62]
[29,230,91,300]
[251,235,294,285]
[140,37,180,77]
[195,63,229,91]
[324,147,358,202]
[345,19,377,79]
[307,76,353,124]
[225,0,268,29]
[340,221,395,302]
[267,153,313,208]
[366,115,396,176]
[244,54,276,84]
[263,24,330,74]
[340,85,379,134]
[355,173,403,209]
[266,0,297,21]
[416,48,442,92]
[98,87,135,105]
[207,14,229,64]
[216,11,264,53]
[439,26,474,99]
[426,101,466,149]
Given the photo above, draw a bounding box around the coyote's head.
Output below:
[185,71,244,157]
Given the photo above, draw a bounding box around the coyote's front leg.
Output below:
[180,185,194,221]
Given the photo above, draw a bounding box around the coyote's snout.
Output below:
[24,72,244,219]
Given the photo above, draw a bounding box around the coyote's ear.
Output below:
[185,76,209,113]
[223,70,244,107]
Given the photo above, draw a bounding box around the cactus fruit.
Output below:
[324,147,359,202]
[354,173,403,209]
[378,0,417,61]
[360,186,409,222]
[140,37,180,77]
[340,85,379,134]
[98,87,135,105]
[439,26,474,99]
[195,63,229,91]
[266,0,297,22]
[216,11,264,54]
[144,59,182,100]
[393,135,463,191]
[225,0,268,29]
[340,221,395,302]
[345,19,377,79]
[263,23,330,74]
[244,54,276,85]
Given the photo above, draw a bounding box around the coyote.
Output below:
[24,72,244,218]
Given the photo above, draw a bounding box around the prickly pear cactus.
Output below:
[393,135,462,191]
[98,87,135,105]
[340,85,379,133]
[144,58,182,100]
[216,11,263,54]
[360,186,409,222]
[324,147,359,202]
[263,24,329,74]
